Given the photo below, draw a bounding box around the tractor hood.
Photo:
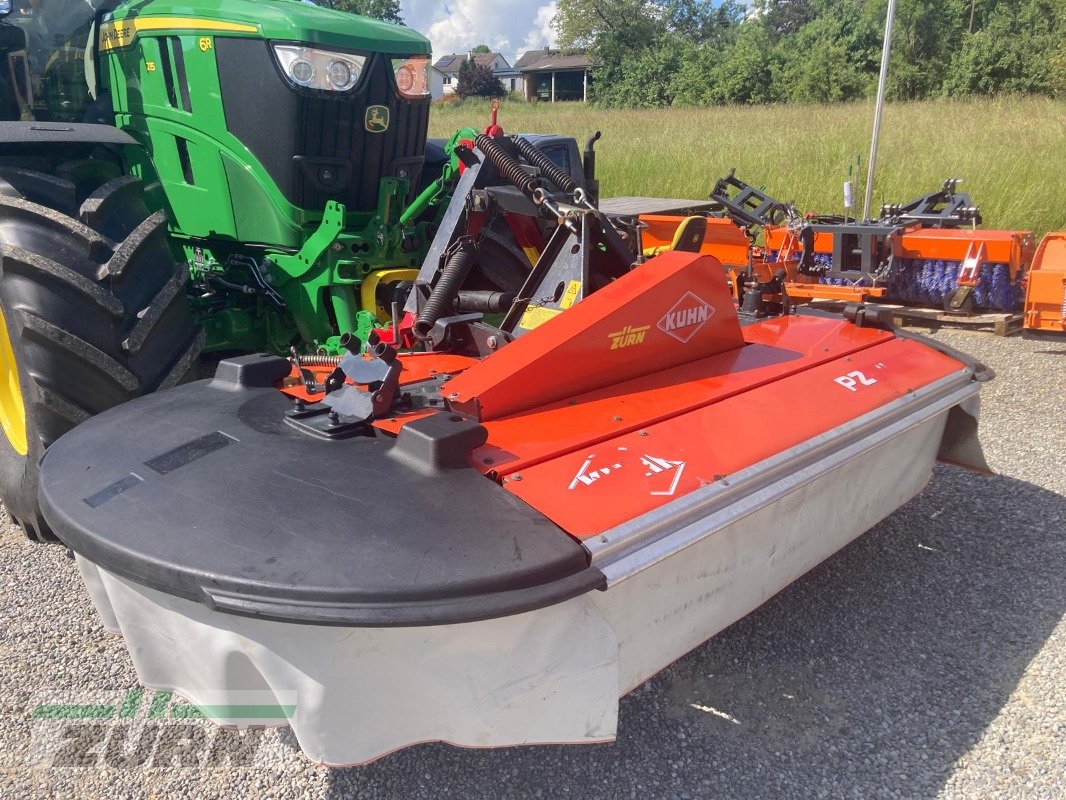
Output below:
[105,0,430,55]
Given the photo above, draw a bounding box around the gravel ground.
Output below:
[0,328,1062,800]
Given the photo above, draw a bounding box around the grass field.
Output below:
[429,96,1066,237]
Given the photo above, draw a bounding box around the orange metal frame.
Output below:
[639,215,751,267]
[1023,232,1066,332]
[764,225,1035,280]
[646,215,1034,307]
[445,251,745,421]
[501,332,961,536]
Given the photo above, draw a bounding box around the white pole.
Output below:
[551,71,556,102]
[863,0,897,221]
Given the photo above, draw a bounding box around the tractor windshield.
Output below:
[0,0,103,122]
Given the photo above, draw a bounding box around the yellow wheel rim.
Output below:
[0,308,27,456]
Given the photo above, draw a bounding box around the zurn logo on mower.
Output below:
[609,324,651,350]
[658,292,714,343]
[24,689,294,770]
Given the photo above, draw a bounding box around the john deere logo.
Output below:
[365,105,389,133]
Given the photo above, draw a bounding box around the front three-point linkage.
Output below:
[411,132,575,344]
[411,126,626,347]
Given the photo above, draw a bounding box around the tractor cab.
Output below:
[0,0,97,122]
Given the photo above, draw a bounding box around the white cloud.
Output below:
[401,0,559,63]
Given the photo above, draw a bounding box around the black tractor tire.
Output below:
[0,158,203,541]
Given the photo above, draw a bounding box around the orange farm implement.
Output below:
[639,172,1035,317]
[1023,232,1066,332]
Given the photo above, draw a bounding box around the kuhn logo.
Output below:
[658,292,713,343]
[609,324,650,350]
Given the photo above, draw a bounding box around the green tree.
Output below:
[556,0,740,50]
[781,37,867,102]
[599,35,689,107]
[941,0,1063,96]
[456,59,506,99]
[555,0,661,51]
[557,0,1064,107]
[667,0,745,44]
[755,0,819,41]
[709,22,777,104]
[557,0,743,106]
[470,44,493,55]
[771,3,877,102]
[556,0,669,106]
[330,0,403,24]
[669,42,727,106]
[1050,32,1066,97]
[876,0,961,99]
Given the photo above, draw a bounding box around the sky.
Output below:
[400,0,560,64]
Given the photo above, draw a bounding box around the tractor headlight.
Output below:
[327,59,355,90]
[273,44,366,92]
[391,56,431,99]
[290,59,315,86]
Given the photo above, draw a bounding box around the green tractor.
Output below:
[0,0,563,540]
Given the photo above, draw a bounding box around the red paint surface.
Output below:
[500,334,963,536]
[445,251,745,421]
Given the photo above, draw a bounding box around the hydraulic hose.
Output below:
[474,133,541,199]
[513,136,579,195]
[414,238,478,340]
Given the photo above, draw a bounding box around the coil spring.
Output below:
[294,354,342,367]
[414,238,479,340]
[475,133,540,198]
[513,136,579,195]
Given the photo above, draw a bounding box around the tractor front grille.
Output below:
[216,38,430,214]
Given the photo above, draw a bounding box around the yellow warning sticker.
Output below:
[517,305,562,331]
[559,280,582,309]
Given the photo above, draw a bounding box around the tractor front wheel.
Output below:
[0,158,203,541]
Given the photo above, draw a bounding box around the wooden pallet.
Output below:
[805,299,1024,336]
